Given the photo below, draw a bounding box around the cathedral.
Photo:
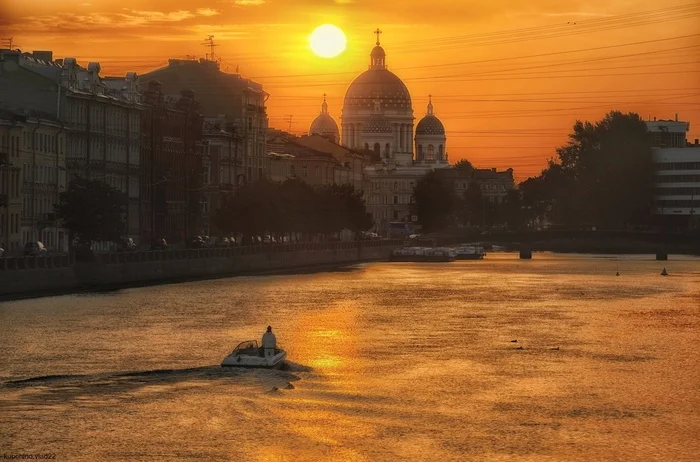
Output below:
[310,30,448,167]
[309,30,450,230]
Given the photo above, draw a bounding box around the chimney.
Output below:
[695,139,699,146]
[653,117,657,121]
[675,113,678,122]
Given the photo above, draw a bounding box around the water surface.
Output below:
[1,253,698,461]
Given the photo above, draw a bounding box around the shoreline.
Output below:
[0,260,367,303]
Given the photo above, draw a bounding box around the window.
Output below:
[427,144,435,161]
[373,143,380,155]
[385,143,391,158]
[438,145,444,160]
[315,166,320,177]
[393,210,399,220]
[302,165,308,178]
[393,195,398,205]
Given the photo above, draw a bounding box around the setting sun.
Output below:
[308,24,347,58]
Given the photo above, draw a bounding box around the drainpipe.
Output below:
[30,120,42,242]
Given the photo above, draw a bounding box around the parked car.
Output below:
[24,241,47,256]
[186,236,207,249]
[151,238,168,251]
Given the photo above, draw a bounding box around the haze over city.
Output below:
[2,0,699,178]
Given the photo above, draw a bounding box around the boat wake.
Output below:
[2,363,311,391]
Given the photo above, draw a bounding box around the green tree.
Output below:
[55,177,128,250]
[540,111,654,228]
[324,184,373,238]
[412,171,457,232]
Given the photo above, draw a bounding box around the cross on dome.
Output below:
[321,93,328,114]
[427,94,434,115]
[374,28,382,45]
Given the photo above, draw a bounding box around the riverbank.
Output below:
[0,241,400,301]
[493,238,700,255]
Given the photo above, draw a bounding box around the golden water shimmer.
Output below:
[1,253,699,460]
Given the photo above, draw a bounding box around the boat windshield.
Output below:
[233,340,259,352]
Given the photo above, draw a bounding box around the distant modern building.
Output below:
[0,110,68,254]
[141,81,204,245]
[647,116,700,226]
[140,58,268,184]
[0,49,144,246]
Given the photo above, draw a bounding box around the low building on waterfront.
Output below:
[0,110,68,254]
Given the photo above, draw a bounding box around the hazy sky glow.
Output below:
[2,0,699,178]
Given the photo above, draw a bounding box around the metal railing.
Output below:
[0,253,75,270]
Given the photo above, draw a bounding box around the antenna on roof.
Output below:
[201,35,219,62]
[1,37,17,49]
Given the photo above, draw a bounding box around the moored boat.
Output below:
[390,247,456,262]
[454,244,486,260]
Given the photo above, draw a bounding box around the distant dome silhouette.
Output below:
[309,95,339,142]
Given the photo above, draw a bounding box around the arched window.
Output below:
[417,145,423,159]
[364,143,369,151]
[373,143,380,156]
[384,143,391,158]
[427,144,435,161]
[438,145,444,160]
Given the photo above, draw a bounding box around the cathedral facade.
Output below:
[308,31,450,232]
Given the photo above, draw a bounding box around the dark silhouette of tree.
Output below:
[412,171,457,232]
[540,111,654,228]
[55,177,127,249]
[453,159,475,176]
[461,182,484,227]
[215,179,373,241]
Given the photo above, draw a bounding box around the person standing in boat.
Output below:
[262,326,277,358]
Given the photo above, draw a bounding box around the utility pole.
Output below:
[1,37,16,49]
[286,115,293,133]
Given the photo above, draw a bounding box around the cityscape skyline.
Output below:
[2,0,699,179]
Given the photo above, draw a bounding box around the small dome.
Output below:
[362,113,393,134]
[310,113,339,141]
[416,115,445,136]
[371,45,386,60]
[309,95,340,142]
[416,97,445,136]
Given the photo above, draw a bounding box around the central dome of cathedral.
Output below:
[343,68,412,112]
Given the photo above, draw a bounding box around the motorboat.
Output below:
[454,244,486,260]
[390,247,456,262]
[221,340,287,368]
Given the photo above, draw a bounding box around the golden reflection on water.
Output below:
[1,253,699,461]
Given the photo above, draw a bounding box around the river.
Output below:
[1,253,698,461]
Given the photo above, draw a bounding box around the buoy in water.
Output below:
[661,268,668,276]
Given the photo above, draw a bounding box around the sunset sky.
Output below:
[2,0,699,179]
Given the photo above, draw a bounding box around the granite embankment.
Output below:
[0,240,401,299]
